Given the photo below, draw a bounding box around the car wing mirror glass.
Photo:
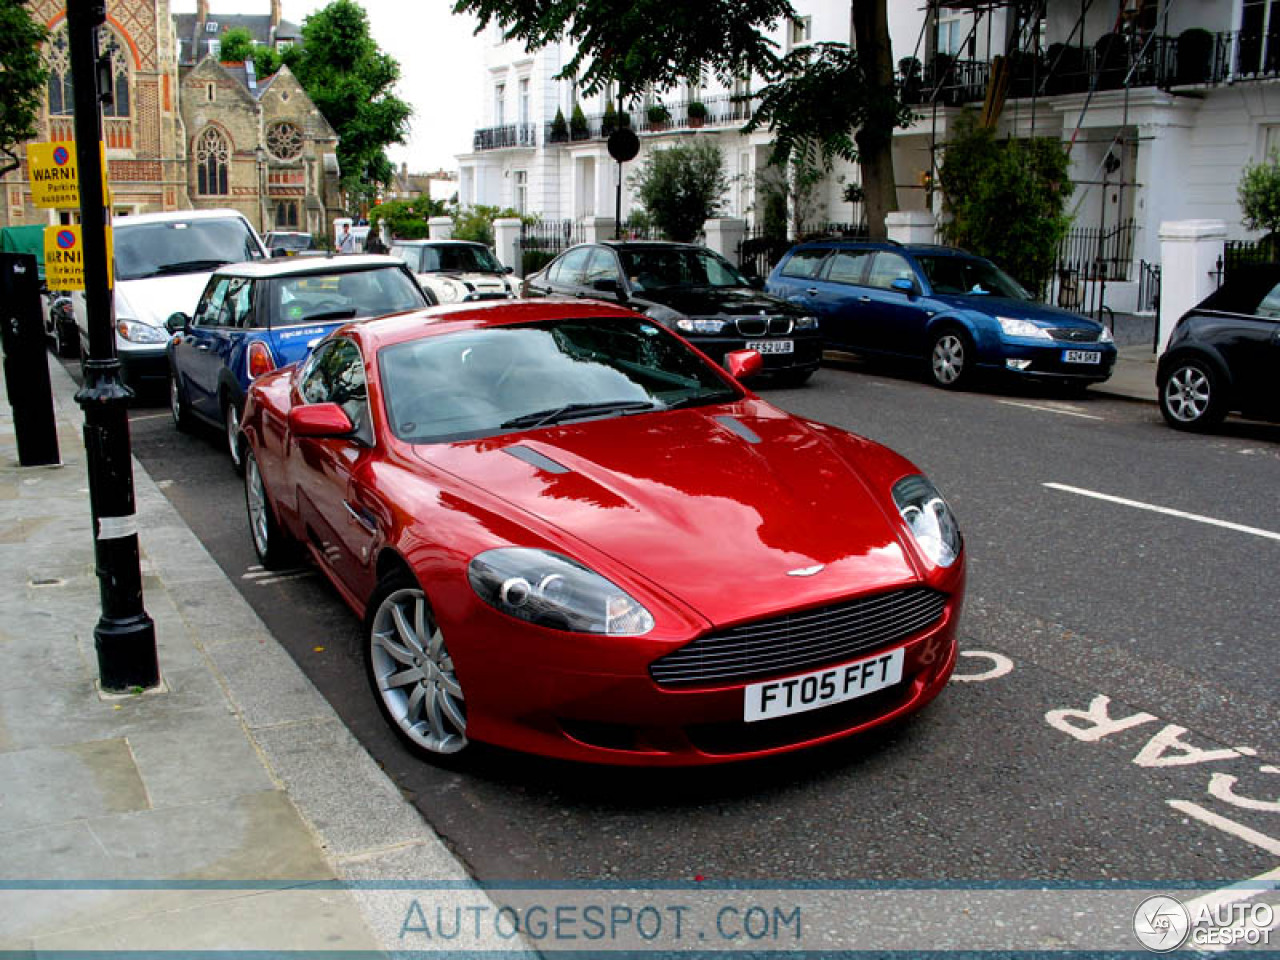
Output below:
[891,278,916,294]
[288,402,354,438]
[165,312,189,333]
[726,348,763,380]
[592,277,622,297]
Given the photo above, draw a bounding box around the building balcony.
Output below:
[543,92,760,145]
[472,123,538,151]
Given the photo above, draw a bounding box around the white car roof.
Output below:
[390,239,487,248]
[113,208,255,229]
[210,254,409,279]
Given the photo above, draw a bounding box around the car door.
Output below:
[860,251,930,357]
[289,337,377,599]
[810,249,876,351]
[580,247,626,302]
[211,277,256,406]
[177,276,232,420]
[541,246,594,297]
[769,247,831,311]
[1231,278,1280,414]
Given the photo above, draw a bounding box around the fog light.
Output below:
[1005,358,1032,371]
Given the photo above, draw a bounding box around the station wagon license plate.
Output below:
[1062,349,1101,364]
[754,340,794,354]
[743,648,904,722]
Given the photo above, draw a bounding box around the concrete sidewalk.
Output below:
[0,355,505,954]
[1091,342,1157,404]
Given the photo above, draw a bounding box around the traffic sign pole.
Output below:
[67,0,159,691]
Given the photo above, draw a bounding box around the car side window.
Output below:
[1255,281,1280,318]
[195,277,231,327]
[825,250,874,285]
[299,338,368,429]
[780,248,829,279]
[555,247,593,286]
[583,248,620,286]
[866,252,916,291]
[224,278,254,329]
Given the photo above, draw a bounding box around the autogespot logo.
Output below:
[1134,895,1190,952]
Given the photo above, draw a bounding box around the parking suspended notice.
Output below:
[26,142,109,209]
[43,224,113,291]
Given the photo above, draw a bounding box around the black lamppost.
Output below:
[67,0,159,691]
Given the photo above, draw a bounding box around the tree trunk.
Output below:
[851,0,898,240]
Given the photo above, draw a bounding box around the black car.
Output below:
[1157,264,1280,430]
[523,241,822,384]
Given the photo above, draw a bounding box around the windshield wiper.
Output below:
[300,308,359,323]
[150,258,232,275]
[664,391,739,410]
[500,399,658,430]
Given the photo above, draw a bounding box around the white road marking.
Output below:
[1044,483,1280,542]
[1182,865,1280,954]
[950,650,1014,683]
[251,571,315,586]
[1167,800,1280,856]
[996,399,1103,421]
[128,413,171,422]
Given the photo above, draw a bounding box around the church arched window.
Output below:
[46,25,132,118]
[195,127,230,195]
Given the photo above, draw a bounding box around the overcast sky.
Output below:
[171,0,487,173]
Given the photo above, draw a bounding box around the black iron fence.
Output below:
[734,219,870,279]
[1220,237,1280,283]
[517,219,585,275]
[1054,218,1138,286]
[472,123,538,151]
[1138,259,1161,314]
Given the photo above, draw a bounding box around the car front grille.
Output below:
[735,316,794,337]
[649,587,948,688]
[1048,327,1100,343]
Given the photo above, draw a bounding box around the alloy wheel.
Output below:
[931,333,966,386]
[246,453,270,558]
[369,587,467,755]
[1163,364,1211,423]
[225,402,243,469]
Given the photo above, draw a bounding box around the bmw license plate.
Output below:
[743,648,904,722]
[754,340,794,355]
[1062,349,1101,364]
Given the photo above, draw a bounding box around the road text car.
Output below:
[241,299,965,765]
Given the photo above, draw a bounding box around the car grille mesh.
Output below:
[649,587,948,688]
[1048,328,1100,343]
[735,316,794,337]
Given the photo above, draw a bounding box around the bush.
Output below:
[686,100,707,121]
[939,110,1073,293]
[452,204,529,247]
[369,197,448,240]
[628,140,728,243]
[550,108,568,142]
[1176,28,1214,85]
[646,102,671,126]
[218,27,255,64]
[602,100,618,135]
[1238,149,1280,236]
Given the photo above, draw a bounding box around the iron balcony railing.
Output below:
[543,93,761,145]
[472,123,538,151]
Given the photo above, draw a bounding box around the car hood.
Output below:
[932,294,1102,330]
[417,404,921,626]
[638,285,804,318]
[116,274,212,328]
[419,271,510,290]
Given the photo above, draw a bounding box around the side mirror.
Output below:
[503,265,514,274]
[165,312,189,334]
[592,277,622,297]
[725,349,763,381]
[891,277,916,295]
[288,402,354,438]
[272,247,290,258]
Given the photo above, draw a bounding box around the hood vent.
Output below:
[503,445,570,474]
[714,415,760,445]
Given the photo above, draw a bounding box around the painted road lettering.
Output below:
[949,650,1014,683]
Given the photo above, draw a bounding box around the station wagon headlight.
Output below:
[116,318,169,344]
[996,316,1053,340]
[468,548,655,635]
[675,317,727,334]
[892,475,961,568]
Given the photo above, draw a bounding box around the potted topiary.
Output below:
[570,103,589,140]
[602,101,618,137]
[646,102,671,131]
[686,100,707,128]
[549,108,569,143]
[898,56,923,103]
[1176,27,1214,85]
[1093,33,1127,90]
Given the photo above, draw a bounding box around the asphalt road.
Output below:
[103,357,1280,887]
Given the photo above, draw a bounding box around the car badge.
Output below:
[787,564,826,577]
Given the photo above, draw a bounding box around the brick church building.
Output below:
[3,0,342,237]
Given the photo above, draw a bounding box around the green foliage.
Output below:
[550,108,569,141]
[0,0,47,179]
[646,102,670,125]
[570,103,588,136]
[452,0,792,98]
[628,140,728,243]
[369,197,448,240]
[290,0,412,194]
[938,111,1073,293]
[253,44,283,78]
[686,100,707,120]
[452,205,529,246]
[1238,149,1280,236]
[522,248,557,275]
[218,27,255,63]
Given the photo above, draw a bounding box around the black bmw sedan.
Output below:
[523,241,822,385]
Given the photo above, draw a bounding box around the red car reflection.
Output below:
[240,299,966,765]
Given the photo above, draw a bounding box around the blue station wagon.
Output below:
[166,254,433,469]
[767,241,1116,390]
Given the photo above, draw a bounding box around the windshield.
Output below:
[266,267,426,327]
[618,247,750,293]
[915,255,1031,300]
[379,316,739,443]
[114,218,263,281]
[393,243,502,274]
[267,233,314,251]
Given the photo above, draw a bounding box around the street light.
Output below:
[255,145,268,233]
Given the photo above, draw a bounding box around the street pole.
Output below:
[67,0,159,691]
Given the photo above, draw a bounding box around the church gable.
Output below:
[259,67,336,142]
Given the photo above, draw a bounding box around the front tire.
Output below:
[170,372,194,433]
[244,447,296,569]
[365,571,469,760]
[929,328,973,390]
[1159,358,1225,431]
[224,398,244,474]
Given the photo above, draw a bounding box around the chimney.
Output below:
[270,0,281,29]
[197,0,209,26]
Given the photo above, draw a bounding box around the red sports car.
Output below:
[240,299,965,765]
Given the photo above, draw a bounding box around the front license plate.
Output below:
[744,648,904,722]
[1062,349,1101,364]
[754,340,794,355]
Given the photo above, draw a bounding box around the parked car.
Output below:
[1156,264,1280,430]
[263,231,318,256]
[523,241,822,385]
[767,241,1117,390]
[167,254,432,470]
[45,290,77,358]
[389,239,517,303]
[240,298,965,764]
[73,209,268,389]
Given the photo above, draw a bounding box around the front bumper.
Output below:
[982,339,1117,383]
[446,567,965,766]
[111,338,169,388]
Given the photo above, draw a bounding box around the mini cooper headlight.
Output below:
[892,475,961,568]
[435,277,468,303]
[468,548,655,635]
[996,315,1053,340]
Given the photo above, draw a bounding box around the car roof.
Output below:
[211,254,408,279]
[599,241,701,251]
[389,239,487,248]
[788,239,971,257]
[113,208,255,229]
[343,297,644,354]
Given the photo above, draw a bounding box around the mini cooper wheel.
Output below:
[224,399,244,473]
[365,573,468,759]
[930,328,973,389]
[244,447,296,569]
[1159,358,1225,431]
[170,373,194,433]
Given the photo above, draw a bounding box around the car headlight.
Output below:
[434,277,465,303]
[116,319,169,344]
[892,475,961,568]
[675,317,727,334]
[1098,326,1114,344]
[996,316,1053,340]
[643,304,687,328]
[794,315,818,330]
[468,547,655,635]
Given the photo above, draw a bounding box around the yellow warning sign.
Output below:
[27,142,110,210]
[44,224,114,291]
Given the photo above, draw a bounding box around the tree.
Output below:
[369,196,448,240]
[218,27,255,63]
[0,0,48,180]
[452,204,528,246]
[290,0,411,198]
[938,111,1073,293]
[628,141,728,242]
[1238,149,1280,238]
